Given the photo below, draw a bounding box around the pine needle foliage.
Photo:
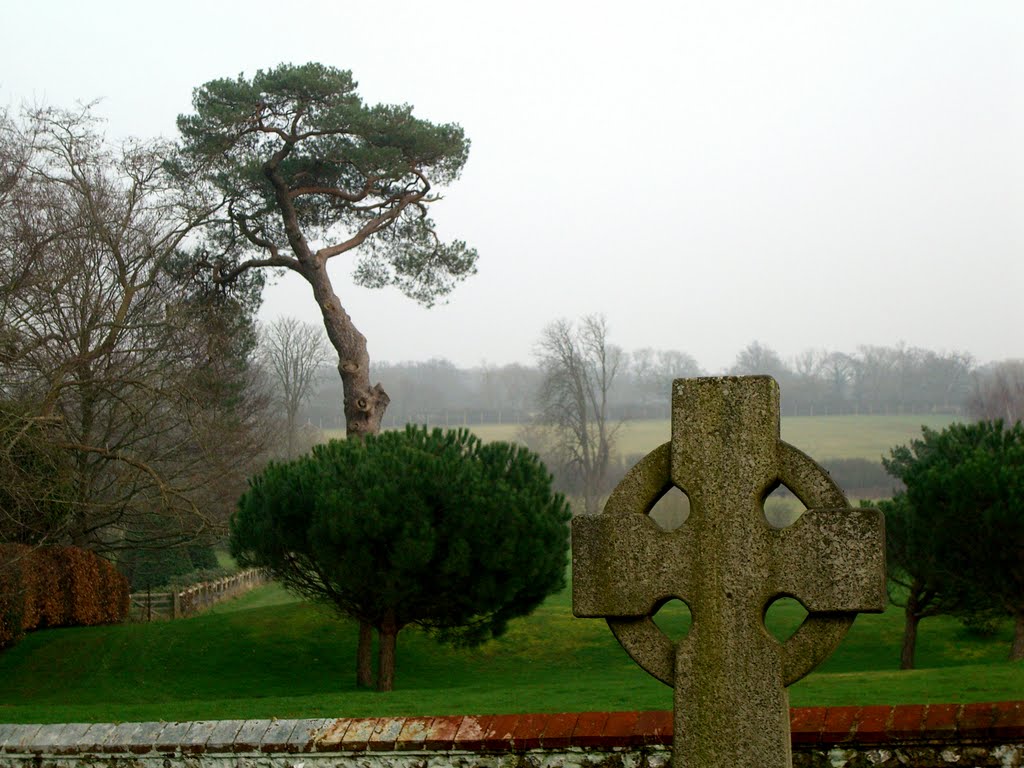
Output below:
[883,420,1024,664]
[230,426,570,688]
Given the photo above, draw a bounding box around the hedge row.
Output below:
[0,544,129,649]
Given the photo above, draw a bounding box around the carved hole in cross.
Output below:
[651,597,692,643]
[649,485,691,531]
[763,595,810,644]
[762,482,808,529]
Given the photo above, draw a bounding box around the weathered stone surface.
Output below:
[514,713,549,750]
[573,376,887,768]
[456,715,493,751]
[102,721,143,753]
[26,722,69,751]
[77,722,117,753]
[233,719,271,752]
[0,707,1019,767]
[126,721,167,754]
[0,740,1017,768]
[260,718,301,752]
[180,720,218,753]
[482,714,519,751]
[289,718,334,752]
[204,720,245,751]
[340,717,379,750]
[50,723,94,754]
[539,712,579,749]
[421,716,462,750]
[394,717,435,750]
[0,722,22,751]
[571,713,609,748]
[1,724,43,753]
[154,720,192,752]
[314,718,352,751]
[369,717,406,750]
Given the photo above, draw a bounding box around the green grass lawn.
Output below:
[0,580,1019,724]
[324,414,958,463]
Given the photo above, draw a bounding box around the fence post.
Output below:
[172,589,181,619]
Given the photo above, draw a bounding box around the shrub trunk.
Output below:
[1012,613,1024,662]
[377,618,398,692]
[357,622,374,689]
[901,604,920,670]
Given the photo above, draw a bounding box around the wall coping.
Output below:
[0,703,1021,756]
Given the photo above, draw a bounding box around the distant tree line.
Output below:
[301,340,1003,428]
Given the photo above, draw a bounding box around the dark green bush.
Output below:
[119,546,194,591]
[186,545,219,571]
[118,537,223,592]
[232,425,571,690]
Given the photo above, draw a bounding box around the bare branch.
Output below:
[532,314,624,515]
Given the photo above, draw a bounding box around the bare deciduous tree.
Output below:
[533,315,624,516]
[792,348,826,380]
[260,317,330,457]
[822,351,853,388]
[0,105,272,553]
[967,360,1024,425]
[631,347,702,404]
[730,340,789,380]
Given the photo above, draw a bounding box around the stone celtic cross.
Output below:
[573,377,885,768]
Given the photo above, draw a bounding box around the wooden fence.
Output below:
[129,568,268,621]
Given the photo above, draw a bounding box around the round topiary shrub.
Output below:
[231,425,571,690]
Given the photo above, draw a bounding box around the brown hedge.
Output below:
[0,544,129,649]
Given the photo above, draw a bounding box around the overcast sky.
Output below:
[3,1,1021,373]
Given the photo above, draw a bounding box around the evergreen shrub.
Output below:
[118,546,193,591]
[232,425,571,690]
[186,545,219,571]
[117,533,224,591]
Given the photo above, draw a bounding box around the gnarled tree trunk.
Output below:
[305,263,391,688]
[305,263,390,438]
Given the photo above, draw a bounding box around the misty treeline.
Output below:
[303,341,1003,429]
[296,340,1018,510]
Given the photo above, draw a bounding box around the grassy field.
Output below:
[1,412,999,724]
[322,414,958,463]
[0,579,1019,724]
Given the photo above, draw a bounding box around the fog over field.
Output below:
[3,2,1021,371]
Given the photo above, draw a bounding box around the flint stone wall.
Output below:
[0,703,1020,768]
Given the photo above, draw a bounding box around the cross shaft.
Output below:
[573,377,885,768]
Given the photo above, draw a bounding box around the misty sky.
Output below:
[3,1,1021,373]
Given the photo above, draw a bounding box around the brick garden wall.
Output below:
[0,702,1020,768]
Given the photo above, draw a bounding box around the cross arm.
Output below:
[770,507,886,613]
[573,514,698,618]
